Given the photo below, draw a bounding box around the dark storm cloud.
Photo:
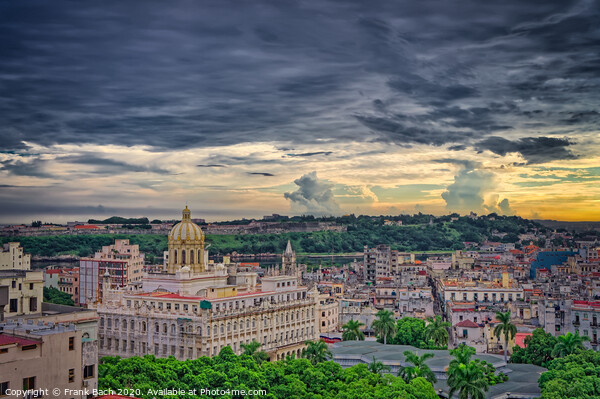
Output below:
[286,152,333,157]
[475,136,577,164]
[0,0,598,159]
[0,158,52,178]
[60,155,170,174]
[248,172,275,176]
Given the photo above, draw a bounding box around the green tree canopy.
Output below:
[510,328,557,367]
[99,346,439,399]
[551,332,590,358]
[43,286,74,306]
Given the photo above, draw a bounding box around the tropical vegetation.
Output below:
[510,328,557,367]
[390,317,447,349]
[539,350,600,398]
[372,309,396,345]
[99,346,439,399]
[493,311,516,363]
[367,357,390,376]
[301,339,332,365]
[447,344,490,399]
[398,350,437,384]
[43,286,74,306]
[341,319,365,341]
[550,331,589,358]
[240,341,269,365]
[4,213,546,258]
[425,315,450,348]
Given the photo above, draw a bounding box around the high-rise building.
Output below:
[79,239,145,306]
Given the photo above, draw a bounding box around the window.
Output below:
[1,381,8,397]
[21,345,37,351]
[68,368,75,383]
[22,377,35,391]
[9,299,17,313]
[11,281,15,289]
[28,297,38,312]
[29,283,34,290]
[69,337,75,350]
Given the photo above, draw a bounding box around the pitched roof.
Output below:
[0,334,40,347]
[455,320,480,328]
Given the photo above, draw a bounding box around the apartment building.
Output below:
[79,239,145,305]
[0,321,93,399]
[0,242,31,270]
[0,243,43,319]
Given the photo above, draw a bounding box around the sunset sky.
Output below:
[1,0,599,223]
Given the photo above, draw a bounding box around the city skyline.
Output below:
[1,0,599,223]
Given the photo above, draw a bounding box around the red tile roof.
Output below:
[74,224,100,229]
[455,320,480,328]
[0,334,40,347]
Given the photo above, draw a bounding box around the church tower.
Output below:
[282,240,297,276]
[167,206,205,273]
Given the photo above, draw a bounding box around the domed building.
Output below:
[167,206,206,273]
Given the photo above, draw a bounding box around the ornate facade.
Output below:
[93,207,319,361]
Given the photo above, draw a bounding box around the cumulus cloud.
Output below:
[441,162,496,213]
[484,194,516,216]
[284,171,340,215]
[498,198,515,216]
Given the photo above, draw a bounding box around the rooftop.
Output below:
[331,341,546,399]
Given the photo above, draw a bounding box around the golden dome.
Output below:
[169,206,204,242]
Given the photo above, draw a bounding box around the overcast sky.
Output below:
[1,0,599,223]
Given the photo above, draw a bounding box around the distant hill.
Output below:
[534,220,600,233]
[88,216,150,225]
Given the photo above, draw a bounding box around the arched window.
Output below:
[198,250,202,264]
[122,320,127,330]
[163,323,167,334]
[220,324,224,334]
[171,324,176,334]
[190,250,194,264]
[174,250,177,264]
[130,320,135,331]
[141,321,146,332]
[214,325,218,335]
[182,250,186,264]
[100,317,105,327]
[115,319,120,329]
[155,322,159,333]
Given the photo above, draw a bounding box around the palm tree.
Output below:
[371,309,396,345]
[367,356,390,375]
[425,315,451,348]
[342,319,365,341]
[398,350,437,384]
[447,361,489,399]
[240,340,269,364]
[302,340,332,365]
[449,344,476,367]
[493,311,517,363]
[551,332,590,357]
